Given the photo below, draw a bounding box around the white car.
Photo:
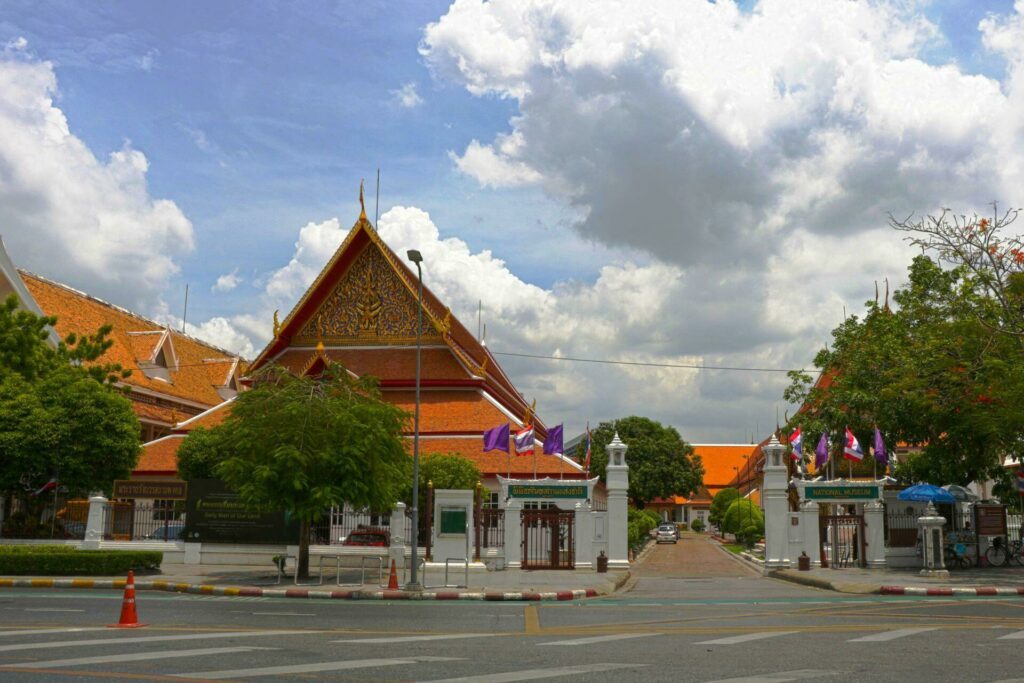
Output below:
[656,524,679,544]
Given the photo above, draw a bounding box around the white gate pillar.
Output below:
[574,500,594,568]
[504,499,523,569]
[761,435,791,572]
[389,502,407,570]
[82,494,107,550]
[800,500,821,567]
[606,433,630,569]
[863,499,886,568]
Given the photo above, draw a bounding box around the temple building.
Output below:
[647,444,757,525]
[137,203,582,491]
[0,238,247,444]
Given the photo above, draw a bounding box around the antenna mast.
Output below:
[181,284,189,333]
[375,168,380,225]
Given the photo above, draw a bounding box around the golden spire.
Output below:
[359,179,367,221]
[272,309,281,338]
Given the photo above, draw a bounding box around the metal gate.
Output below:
[521,508,575,570]
[819,512,865,568]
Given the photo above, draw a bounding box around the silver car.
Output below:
[656,523,678,544]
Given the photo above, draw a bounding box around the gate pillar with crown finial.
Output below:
[762,434,791,572]
[606,433,629,569]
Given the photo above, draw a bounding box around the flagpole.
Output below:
[533,440,538,480]
[507,434,511,481]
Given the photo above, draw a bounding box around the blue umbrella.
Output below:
[897,484,957,504]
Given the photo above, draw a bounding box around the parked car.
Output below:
[656,523,679,544]
[143,522,186,541]
[341,528,389,547]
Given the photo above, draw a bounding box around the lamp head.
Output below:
[406,249,423,264]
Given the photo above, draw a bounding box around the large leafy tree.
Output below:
[0,295,139,506]
[709,487,740,528]
[209,364,410,577]
[785,255,1023,486]
[587,416,704,508]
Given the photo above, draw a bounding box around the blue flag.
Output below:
[543,424,563,455]
[482,423,509,452]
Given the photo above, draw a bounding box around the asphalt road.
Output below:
[2,538,1024,682]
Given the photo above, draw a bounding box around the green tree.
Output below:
[176,427,232,481]
[0,297,139,506]
[586,416,704,508]
[785,255,1024,485]
[212,364,410,578]
[723,499,764,547]
[709,488,740,528]
[418,453,480,492]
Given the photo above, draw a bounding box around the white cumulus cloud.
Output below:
[391,82,424,108]
[212,269,242,292]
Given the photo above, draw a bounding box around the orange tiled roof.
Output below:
[22,272,245,409]
[692,444,757,488]
[412,437,583,477]
[272,347,471,382]
[136,434,186,474]
[387,390,512,434]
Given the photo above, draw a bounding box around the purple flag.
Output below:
[873,427,887,467]
[543,424,563,455]
[482,423,510,452]
[814,432,830,470]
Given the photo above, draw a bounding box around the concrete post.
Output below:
[605,433,630,569]
[82,494,107,550]
[863,500,886,568]
[574,500,594,568]
[761,435,790,571]
[800,500,821,567]
[504,499,523,569]
[389,502,407,570]
[918,502,949,578]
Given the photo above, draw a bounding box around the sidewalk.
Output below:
[771,563,1024,596]
[0,561,630,602]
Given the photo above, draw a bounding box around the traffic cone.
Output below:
[109,570,146,628]
[387,559,399,590]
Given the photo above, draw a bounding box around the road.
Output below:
[1,535,1022,682]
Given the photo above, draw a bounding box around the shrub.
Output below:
[627,507,660,550]
[723,499,764,546]
[691,518,706,532]
[0,546,162,575]
[676,522,689,531]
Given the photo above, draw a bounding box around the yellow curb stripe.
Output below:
[223,587,240,596]
[0,579,13,587]
[30,579,53,587]
[175,583,190,592]
[70,579,94,588]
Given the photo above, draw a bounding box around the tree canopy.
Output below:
[198,363,410,576]
[586,416,704,508]
[722,499,764,547]
[709,487,740,527]
[0,295,140,502]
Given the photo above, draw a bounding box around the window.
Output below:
[484,492,499,509]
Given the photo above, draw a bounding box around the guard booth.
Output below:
[496,477,601,570]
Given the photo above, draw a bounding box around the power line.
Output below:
[489,350,805,374]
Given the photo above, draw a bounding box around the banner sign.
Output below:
[508,484,587,499]
[974,504,1007,536]
[184,479,299,544]
[804,485,879,501]
[113,480,187,500]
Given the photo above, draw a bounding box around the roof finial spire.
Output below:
[359,179,367,220]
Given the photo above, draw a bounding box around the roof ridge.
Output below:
[18,269,247,361]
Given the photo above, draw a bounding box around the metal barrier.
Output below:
[335,555,385,587]
[444,558,470,589]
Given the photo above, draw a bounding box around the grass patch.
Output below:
[721,543,746,555]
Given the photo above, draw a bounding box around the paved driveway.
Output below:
[634,532,757,579]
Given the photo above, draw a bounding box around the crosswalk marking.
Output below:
[702,670,836,683]
[419,663,645,682]
[2,645,274,669]
[998,630,1024,640]
[23,608,85,612]
[0,628,106,638]
[178,655,461,679]
[847,628,937,643]
[696,632,798,646]
[538,633,660,646]
[334,634,497,644]
[0,629,318,654]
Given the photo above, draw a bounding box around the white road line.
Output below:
[0,629,318,653]
[696,632,798,646]
[334,634,497,644]
[538,633,660,646]
[848,628,937,643]
[998,630,1024,640]
[178,655,461,679]
[248,612,315,617]
[23,608,86,613]
[0,628,106,638]
[702,669,837,683]
[419,663,645,682]
[2,646,274,669]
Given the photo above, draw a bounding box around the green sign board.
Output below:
[439,507,467,535]
[185,479,299,544]
[804,485,880,501]
[508,484,587,499]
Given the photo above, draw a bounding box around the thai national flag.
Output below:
[32,476,58,497]
[514,426,534,456]
[1016,469,1024,493]
[789,427,803,461]
[843,427,864,462]
[584,424,592,472]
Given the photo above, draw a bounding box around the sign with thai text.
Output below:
[185,479,299,544]
[508,484,587,499]
[113,480,187,500]
[974,504,1007,536]
[804,485,879,501]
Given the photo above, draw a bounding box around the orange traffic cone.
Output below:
[109,570,146,628]
[387,559,399,590]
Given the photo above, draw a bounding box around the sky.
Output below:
[1,0,1023,444]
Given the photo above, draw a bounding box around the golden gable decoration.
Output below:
[294,246,442,345]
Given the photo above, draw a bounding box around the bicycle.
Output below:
[944,543,971,569]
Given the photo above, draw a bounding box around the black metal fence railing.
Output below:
[885,513,918,548]
[1,494,88,540]
[308,507,392,546]
[103,501,186,541]
[478,508,504,549]
[591,497,608,512]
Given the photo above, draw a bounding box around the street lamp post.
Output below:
[406,249,424,591]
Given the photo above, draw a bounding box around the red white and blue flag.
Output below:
[584,423,592,473]
[514,426,535,456]
[789,426,803,461]
[32,476,59,497]
[843,427,864,462]
[1016,469,1024,494]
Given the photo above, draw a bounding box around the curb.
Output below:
[880,585,1024,597]
[0,577,607,602]
[769,570,1024,597]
